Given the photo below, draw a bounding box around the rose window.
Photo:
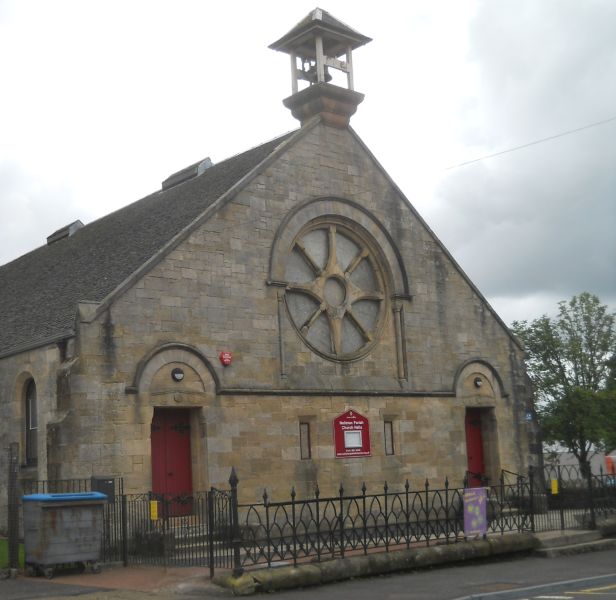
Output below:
[284,222,386,360]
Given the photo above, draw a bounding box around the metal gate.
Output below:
[118,488,235,575]
[534,464,595,531]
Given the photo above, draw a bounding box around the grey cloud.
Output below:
[468,0,616,142]
[430,0,616,321]
[436,129,616,296]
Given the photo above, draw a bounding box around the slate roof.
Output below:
[0,131,296,357]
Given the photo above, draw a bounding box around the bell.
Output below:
[300,62,332,84]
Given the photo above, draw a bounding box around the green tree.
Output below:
[512,292,616,474]
[603,354,616,452]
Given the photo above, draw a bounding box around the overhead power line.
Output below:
[445,115,616,170]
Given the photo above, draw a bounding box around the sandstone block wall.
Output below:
[0,122,535,517]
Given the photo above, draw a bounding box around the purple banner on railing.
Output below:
[464,487,487,537]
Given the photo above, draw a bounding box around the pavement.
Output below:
[0,564,231,600]
[1,547,616,600]
[46,564,221,595]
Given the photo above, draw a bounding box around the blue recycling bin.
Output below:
[22,492,107,578]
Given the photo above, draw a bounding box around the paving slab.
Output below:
[0,565,229,600]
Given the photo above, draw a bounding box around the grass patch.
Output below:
[0,537,25,569]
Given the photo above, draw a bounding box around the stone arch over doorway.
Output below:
[129,342,219,397]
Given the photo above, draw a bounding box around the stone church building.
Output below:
[0,10,537,523]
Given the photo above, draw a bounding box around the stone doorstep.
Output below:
[535,528,602,548]
[534,537,616,558]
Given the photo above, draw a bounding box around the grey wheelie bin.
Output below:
[22,492,107,578]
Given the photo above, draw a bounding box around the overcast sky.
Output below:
[1,0,614,325]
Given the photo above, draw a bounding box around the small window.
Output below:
[25,379,38,466]
[299,422,311,459]
[384,420,394,456]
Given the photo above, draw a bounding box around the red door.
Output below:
[465,408,485,487]
[151,408,193,515]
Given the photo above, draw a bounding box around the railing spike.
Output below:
[383,481,388,493]
[229,466,239,488]
[361,481,367,494]
[405,479,410,491]
[291,486,296,500]
[339,482,344,496]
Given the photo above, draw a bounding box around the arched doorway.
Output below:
[131,343,218,502]
[455,361,504,487]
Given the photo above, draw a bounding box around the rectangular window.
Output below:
[384,420,395,456]
[299,422,311,459]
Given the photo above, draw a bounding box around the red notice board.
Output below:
[333,409,371,458]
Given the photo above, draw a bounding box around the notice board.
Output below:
[333,409,371,458]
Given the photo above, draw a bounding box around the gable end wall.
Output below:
[1,123,534,503]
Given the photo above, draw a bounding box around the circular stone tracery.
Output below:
[284,222,386,360]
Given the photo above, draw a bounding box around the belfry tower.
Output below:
[269,8,371,128]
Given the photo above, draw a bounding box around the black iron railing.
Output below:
[8,464,616,576]
[534,464,616,531]
[237,476,532,568]
[21,478,95,494]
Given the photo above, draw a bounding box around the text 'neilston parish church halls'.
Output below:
[0,9,539,522]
